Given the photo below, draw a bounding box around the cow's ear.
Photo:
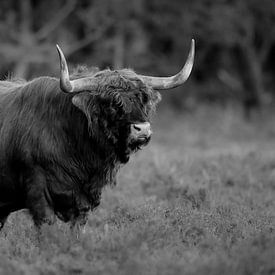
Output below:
[72,92,92,113]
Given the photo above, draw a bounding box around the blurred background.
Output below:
[1,2,275,273]
[0,0,275,117]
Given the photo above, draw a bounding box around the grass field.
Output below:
[0,106,275,275]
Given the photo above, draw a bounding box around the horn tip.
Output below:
[191,39,195,53]
[56,44,62,54]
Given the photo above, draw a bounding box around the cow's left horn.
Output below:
[139,39,195,90]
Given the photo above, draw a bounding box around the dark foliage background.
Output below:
[1,2,275,275]
[1,0,275,113]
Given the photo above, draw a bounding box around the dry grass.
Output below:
[0,105,275,275]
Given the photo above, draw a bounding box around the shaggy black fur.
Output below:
[0,67,161,228]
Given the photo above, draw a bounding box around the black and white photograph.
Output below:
[0,0,274,274]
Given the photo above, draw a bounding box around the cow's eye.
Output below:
[142,93,149,104]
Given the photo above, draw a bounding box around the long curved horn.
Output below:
[139,39,195,90]
[56,44,73,93]
[56,45,98,93]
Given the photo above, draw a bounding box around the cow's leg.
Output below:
[25,168,56,227]
[0,216,7,230]
[69,192,90,238]
[0,203,18,231]
[27,196,56,227]
[70,211,89,238]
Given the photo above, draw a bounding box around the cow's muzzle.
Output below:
[131,122,152,140]
[129,122,152,149]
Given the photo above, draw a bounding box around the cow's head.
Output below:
[56,40,195,162]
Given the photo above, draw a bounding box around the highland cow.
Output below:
[0,40,194,229]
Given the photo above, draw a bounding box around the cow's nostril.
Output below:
[133,125,141,131]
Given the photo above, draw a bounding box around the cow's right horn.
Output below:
[56,45,74,93]
[56,45,99,93]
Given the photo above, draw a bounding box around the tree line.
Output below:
[0,0,275,114]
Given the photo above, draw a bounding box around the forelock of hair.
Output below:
[70,65,100,80]
[117,68,140,79]
[117,69,150,91]
[95,69,146,92]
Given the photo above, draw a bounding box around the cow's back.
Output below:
[0,79,26,93]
